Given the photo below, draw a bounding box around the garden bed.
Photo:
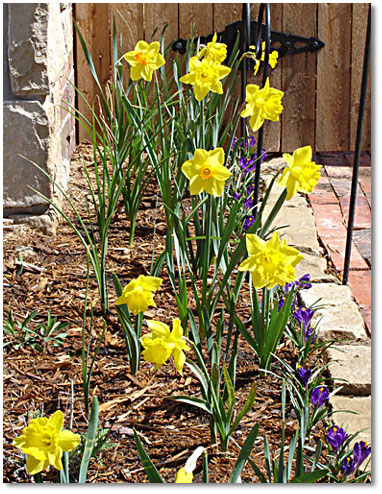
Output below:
[3,143,328,483]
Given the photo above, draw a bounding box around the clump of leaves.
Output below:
[3,310,68,352]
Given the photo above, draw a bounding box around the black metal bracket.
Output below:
[172,19,324,65]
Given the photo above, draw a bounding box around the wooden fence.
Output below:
[74,3,371,152]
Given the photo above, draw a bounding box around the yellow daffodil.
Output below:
[179,56,231,101]
[181,148,231,197]
[277,145,322,200]
[140,318,190,375]
[115,275,163,315]
[174,467,193,483]
[238,231,303,289]
[198,33,227,63]
[123,40,165,82]
[174,446,204,483]
[13,410,80,475]
[240,78,284,132]
[250,42,279,75]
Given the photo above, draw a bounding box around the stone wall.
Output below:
[3,3,75,229]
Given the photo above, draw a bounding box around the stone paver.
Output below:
[300,283,354,308]
[326,345,371,395]
[294,253,333,282]
[312,303,366,341]
[330,396,371,445]
[352,229,372,264]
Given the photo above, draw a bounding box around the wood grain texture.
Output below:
[73,3,371,151]
[350,3,371,151]
[74,3,111,141]
[316,3,352,151]
[281,3,317,152]
[178,3,213,38]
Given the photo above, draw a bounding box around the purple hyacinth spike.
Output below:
[243,215,255,231]
[297,365,311,388]
[341,456,355,476]
[327,425,348,453]
[293,306,314,328]
[311,386,330,407]
[353,441,371,470]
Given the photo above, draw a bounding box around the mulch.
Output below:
[3,143,328,483]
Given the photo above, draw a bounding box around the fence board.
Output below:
[350,3,371,151]
[281,3,317,152]
[74,3,371,152]
[75,3,111,141]
[179,3,213,38]
[316,3,352,151]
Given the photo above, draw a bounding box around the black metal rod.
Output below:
[253,3,271,215]
[342,5,371,285]
[241,3,251,142]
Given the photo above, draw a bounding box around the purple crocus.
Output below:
[284,281,296,293]
[233,190,240,200]
[298,274,312,289]
[244,196,254,209]
[240,156,257,173]
[246,184,254,195]
[311,385,330,407]
[304,326,317,342]
[278,295,296,312]
[246,135,256,148]
[353,441,371,470]
[327,425,348,453]
[293,306,314,328]
[231,137,238,150]
[341,456,355,476]
[243,215,255,231]
[297,365,311,388]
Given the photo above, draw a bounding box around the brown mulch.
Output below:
[3,143,328,483]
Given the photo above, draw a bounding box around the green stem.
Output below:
[33,473,42,483]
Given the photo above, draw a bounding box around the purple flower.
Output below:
[246,184,254,195]
[304,326,317,342]
[298,274,312,289]
[341,456,355,476]
[293,306,314,328]
[278,296,286,312]
[353,441,371,470]
[244,196,254,209]
[246,135,256,148]
[311,386,330,407]
[327,425,348,453]
[231,137,238,150]
[233,190,240,200]
[240,156,256,173]
[243,215,255,231]
[297,365,311,388]
[259,148,268,162]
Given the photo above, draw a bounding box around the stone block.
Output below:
[8,3,49,96]
[300,283,354,308]
[313,303,366,341]
[263,202,322,256]
[294,252,333,282]
[326,345,371,395]
[3,101,51,213]
[330,396,371,445]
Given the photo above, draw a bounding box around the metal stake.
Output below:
[342,5,371,284]
[241,3,251,142]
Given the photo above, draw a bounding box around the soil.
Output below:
[3,143,327,483]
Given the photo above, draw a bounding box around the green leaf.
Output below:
[133,428,165,483]
[165,395,212,414]
[78,396,99,483]
[292,469,328,483]
[229,424,260,483]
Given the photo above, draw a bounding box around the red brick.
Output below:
[348,270,371,308]
[309,189,338,205]
[339,195,371,230]
[311,202,369,271]
[359,307,371,335]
